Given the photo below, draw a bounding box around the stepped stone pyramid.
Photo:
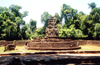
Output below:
[25,17,81,50]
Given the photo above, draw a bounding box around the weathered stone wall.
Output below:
[76,40,100,45]
[0,40,30,46]
[0,40,100,46]
[28,42,76,47]
[1,54,100,65]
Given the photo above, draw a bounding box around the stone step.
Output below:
[28,42,77,47]
[25,47,81,50]
[32,39,72,42]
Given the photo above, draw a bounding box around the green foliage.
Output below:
[0,5,28,40]
[22,11,28,17]
[58,3,100,39]
[9,4,22,17]
[61,4,78,26]
[88,2,96,10]
[0,7,9,13]
[0,10,17,40]
[74,29,87,38]
[93,23,100,39]
[22,25,28,31]
[1,2,100,40]
[29,19,37,32]
[30,27,45,39]
[41,12,52,33]
[21,25,28,39]
[41,12,52,23]
[54,13,61,24]
[15,17,22,24]
[89,8,100,23]
[57,24,62,29]
[58,24,87,39]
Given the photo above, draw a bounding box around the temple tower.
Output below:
[45,17,59,38]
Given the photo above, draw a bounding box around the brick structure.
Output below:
[25,17,81,50]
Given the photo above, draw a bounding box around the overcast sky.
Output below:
[0,0,100,28]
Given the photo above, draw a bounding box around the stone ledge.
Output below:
[1,54,100,65]
[25,47,81,50]
[1,50,100,56]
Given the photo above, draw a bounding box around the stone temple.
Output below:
[45,17,59,38]
[25,17,81,50]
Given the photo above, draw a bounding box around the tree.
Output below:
[15,17,22,33]
[9,4,28,18]
[85,7,100,39]
[0,7,9,14]
[29,19,37,32]
[61,4,78,27]
[78,11,85,15]
[0,4,28,40]
[54,13,61,24]
[74,11,86,29]
[9,4,22,17]
[9,4,28,27]
[0,10,17,40]
[21,25,28,39]
[41,12,52,33]
[88,2,96,10]
[93,23,100,39]
[31,27,45,39]
[9,4,28,39]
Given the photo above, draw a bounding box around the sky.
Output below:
[0,0,100,28]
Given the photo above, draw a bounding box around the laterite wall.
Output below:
[76,40,100,45]
[0,40,30,46]
[0,40,100,46]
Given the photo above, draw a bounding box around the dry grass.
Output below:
[0,46,37,53]
[79,44,100,50]
[0,44,100,53]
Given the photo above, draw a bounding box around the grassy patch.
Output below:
[0,46,37,53]
[0,46,4,53]
[79,44,100,50]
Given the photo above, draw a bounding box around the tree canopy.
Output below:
[0,2,100,40]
